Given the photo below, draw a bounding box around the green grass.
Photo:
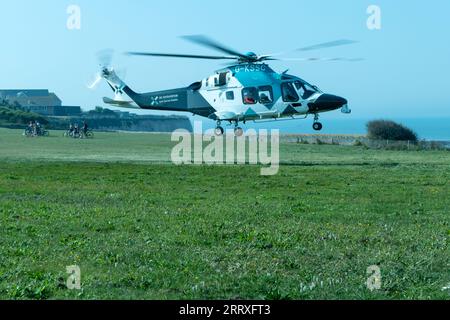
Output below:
[1,128,449,165]
[0,128,449,300]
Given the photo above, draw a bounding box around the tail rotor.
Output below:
[87,49,124,90]
[87,49,136,108]
[87,49,126,90]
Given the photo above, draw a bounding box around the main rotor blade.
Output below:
[297,39,358,52]
[126,52,237,60]
[97,49,114,67]
[279,57,364,62]
[181,35,249,59]
[258,57,279,61]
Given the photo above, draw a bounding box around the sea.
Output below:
[199,117,450,141]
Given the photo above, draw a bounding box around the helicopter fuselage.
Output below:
[120,63,349,121]
[103,62,350,135]
[98,35,356,134]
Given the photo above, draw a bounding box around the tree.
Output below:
[367,120,418,141]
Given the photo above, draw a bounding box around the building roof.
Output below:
[0,89,62,107]
[0,89,50,98]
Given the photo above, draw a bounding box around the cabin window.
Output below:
[214,72,228,87]
[281,82,299,102]
[226,91,235,100]
[242,87,258,104]
[258,86,273,104]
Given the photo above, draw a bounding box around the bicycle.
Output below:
[80,129,94,139]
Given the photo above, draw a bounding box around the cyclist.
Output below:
[82,121,88,136]
[74,123,79,136]
[36,121,41,136]
[68,124,74,136]
[32,121,37,137]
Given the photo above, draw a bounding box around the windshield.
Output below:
[294,80,321,99]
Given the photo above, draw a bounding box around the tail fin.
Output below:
[101,68,139,108]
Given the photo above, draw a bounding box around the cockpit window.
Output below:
[295,80,319,99]
[281,82,299,102]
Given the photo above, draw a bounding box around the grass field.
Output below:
[0,128,449,300]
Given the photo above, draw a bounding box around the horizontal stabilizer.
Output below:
[102,97,140,109]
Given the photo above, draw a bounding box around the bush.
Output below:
[0,106,49,126]
[316,139,324,145]
[367,120,418,141]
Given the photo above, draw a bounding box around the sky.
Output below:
[1,0,449,122]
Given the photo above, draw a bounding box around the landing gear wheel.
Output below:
[234,127,244,137]
[215,126,224,136]
[313,122,323,131]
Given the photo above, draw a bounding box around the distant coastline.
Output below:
[200,117,450,141]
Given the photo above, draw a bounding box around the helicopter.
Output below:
[90,35,358,136]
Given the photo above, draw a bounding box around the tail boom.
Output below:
[102,69,215,116]
[123,87,189,112]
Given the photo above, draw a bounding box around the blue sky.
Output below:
[1,0,449,120]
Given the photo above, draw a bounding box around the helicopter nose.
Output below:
[308,94,348,112]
